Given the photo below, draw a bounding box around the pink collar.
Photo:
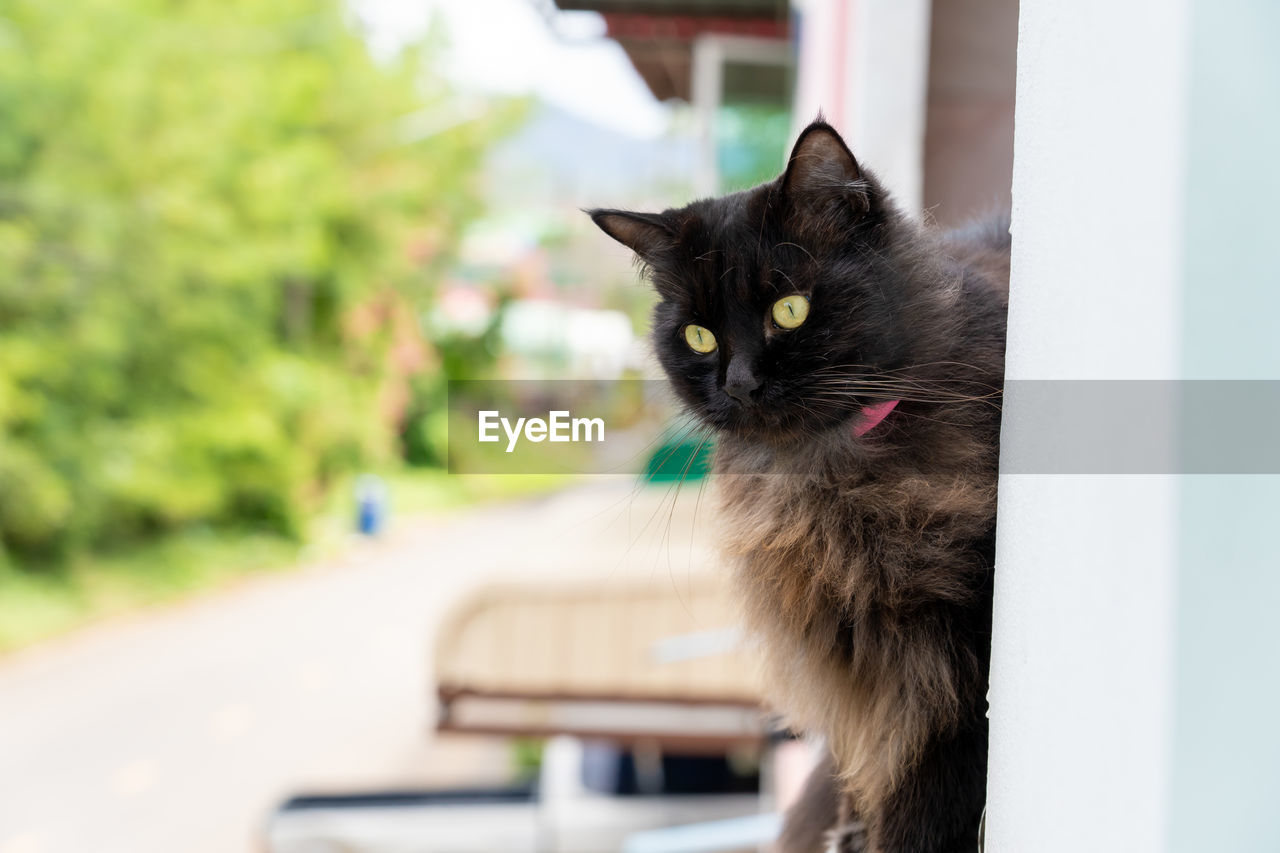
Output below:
[853,399,900,437]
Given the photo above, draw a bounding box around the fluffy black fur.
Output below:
[590,120,1009,853]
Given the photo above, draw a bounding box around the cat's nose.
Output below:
[724,382,758,404]
[724,357,761,404]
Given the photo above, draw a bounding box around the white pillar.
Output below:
[1168,1,1280,849]
[986,2,1190,851]
[990,1,1280,851]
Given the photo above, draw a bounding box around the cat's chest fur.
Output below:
[712,433,997,810]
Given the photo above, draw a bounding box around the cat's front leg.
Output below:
[867,719,988,853]
[776,752,869,853]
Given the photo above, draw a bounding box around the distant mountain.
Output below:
[485,101,697,207]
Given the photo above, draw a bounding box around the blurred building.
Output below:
[553,0,794,195]
[555,0,1016,223]
[792,0,1016,223]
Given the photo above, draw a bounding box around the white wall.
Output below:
[1170,1,1280,849]
[987,1,1189,851]
[992,2,1280,851]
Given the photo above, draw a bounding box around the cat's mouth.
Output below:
[707,389,902,445]
[707,394,862,443]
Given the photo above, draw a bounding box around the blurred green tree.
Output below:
[0,0,517,561]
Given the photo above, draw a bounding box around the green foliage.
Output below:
[510,738,545,782]
[0,0,517,562]
[400,290,512,467]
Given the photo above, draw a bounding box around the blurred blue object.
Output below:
[355,474,388,536]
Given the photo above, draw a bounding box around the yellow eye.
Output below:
[772,294,810,329]
[684,324,717,354]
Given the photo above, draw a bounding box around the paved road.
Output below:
[0,479,721,853]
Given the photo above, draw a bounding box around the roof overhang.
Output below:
[551,0,790,102]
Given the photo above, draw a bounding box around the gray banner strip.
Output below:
[1000,380,1280,474]
[446,379,1280,475]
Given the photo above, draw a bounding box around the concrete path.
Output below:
[0,479,721,853]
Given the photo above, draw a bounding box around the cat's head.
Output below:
[591,120,924,443]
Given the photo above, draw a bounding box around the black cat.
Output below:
[590,119,1008,853]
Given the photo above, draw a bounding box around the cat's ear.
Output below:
[588,209,675,263]
[782,121,870,217]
